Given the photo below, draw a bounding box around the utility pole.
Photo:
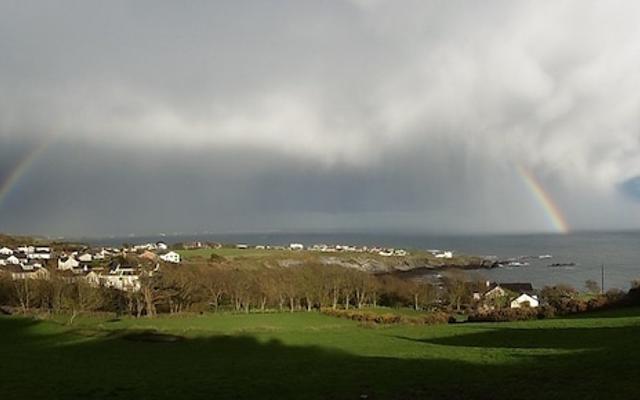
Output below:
[601,264,605,295]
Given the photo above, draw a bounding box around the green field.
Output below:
[2,308,639,399]
[178,247,293,260]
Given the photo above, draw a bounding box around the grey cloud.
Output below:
[1,1,640,236]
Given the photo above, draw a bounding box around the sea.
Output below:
[84,231,640,291]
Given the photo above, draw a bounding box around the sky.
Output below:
[1,0,640,237]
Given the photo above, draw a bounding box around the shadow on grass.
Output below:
[397,324,640,350]
[1,317,639,400]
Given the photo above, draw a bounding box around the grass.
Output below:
[177,247,294,260]
[358,306,434,316]
[176,247,481,272]
[2,308,640,399]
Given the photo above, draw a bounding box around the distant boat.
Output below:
[539,254,552,259]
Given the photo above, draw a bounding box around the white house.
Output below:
[28,252,51,260]
[510,293,540,308]
[77,253,93,262]
[6,255,21,265]
[58,256,80,271]
[101,273,141,291]
[9,266,50,280]
[435,251,453,259]
[0,247,13,256]
[156,241,169,251]
[289,243,304,251]
[17,246,35,254]
[159,251,181,264]
[29,247,51,260]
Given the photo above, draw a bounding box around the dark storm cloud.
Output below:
[1,1,640,236]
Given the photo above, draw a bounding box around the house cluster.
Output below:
[306,243,408,256]
[473,281,540,309]
[123,241,181,264]
[0,246,52,279]
[237,242,410,257]
[0,241,183,292]
[83,259,148,291]
[182,241,222,250]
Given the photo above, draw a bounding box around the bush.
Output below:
[468,307,539,322]
[587,295,609,310]
[209,253,225,262]
[320,308,449,325]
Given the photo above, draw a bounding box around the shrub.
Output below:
[468,307,539,322]
[320,308,449,325]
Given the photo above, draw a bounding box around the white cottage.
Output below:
[510,293,540,309]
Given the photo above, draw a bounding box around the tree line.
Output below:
[0,263,477,319]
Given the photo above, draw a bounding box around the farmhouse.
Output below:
[511,293,540,308]
[475,282,538,309]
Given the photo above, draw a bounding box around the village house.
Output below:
[2,264,50,280]
[474,282,539,309]
[28,247,52,260]
[0,247,13,256]
[17,246,35,254]
[510,293,540,308]
[5,255,21,265]
[159,251,181,264]
[101,271,140,291]
[77,253,93,263]
[100,260,141,291]
[58,256,80,271]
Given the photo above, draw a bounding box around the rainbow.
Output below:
[516,164,570,234]
[0,139,53,210]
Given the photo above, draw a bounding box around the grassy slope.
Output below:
[2,308,640,400]
[177,247,292,260]
[177,248,481,271]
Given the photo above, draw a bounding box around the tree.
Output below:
[585,279,600,294]
[63,281,104,325]
[201,266,227,312]
[442,271,471,312]
[12,279,35,313]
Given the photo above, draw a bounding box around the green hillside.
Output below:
[1,308,639,399]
